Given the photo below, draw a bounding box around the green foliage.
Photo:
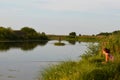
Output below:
[85,43,99,56]
[38,33,48,40]
[84,69,108,80]
[0,26,48,41]
[21,27,37,34]
[78,36,102,42]
[41,61,80,80]
[20,27,48,40]
[41,33,120,80]
[101,34,120,54]
[69,32,76,38]
[48,34,104,42]
[21,27,38,39]
[97,32,112,36]
[112,30,120,35]
[0,27,17,40]
[66,32,78,42]
[96,30,120,36]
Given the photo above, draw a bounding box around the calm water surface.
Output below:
[0,40,88,80]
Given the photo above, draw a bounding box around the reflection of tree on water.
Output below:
[37,40,48,46]
[68,40,76,45]
[0,40,48,51]
[21,40,48,51]
[20,42,38,51]
[0,42,10,51]
[54,37,65,46]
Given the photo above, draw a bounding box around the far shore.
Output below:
[0,40,49,42]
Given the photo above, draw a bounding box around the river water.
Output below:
[0,40,88,80]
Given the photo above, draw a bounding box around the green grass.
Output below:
[47,35,104,42]
[40,34,120,80]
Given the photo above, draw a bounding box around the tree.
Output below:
[0,27,17,40]
[112,30,120,35]
[21,27,38,39]
[21,27,37,34]
[38,32,48,40]
[96,32,112,36]
[69,32,76,38]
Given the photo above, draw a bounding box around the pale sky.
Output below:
[0,0,120,35]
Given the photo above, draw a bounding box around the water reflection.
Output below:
[0,40,83,51]
[0,40,88,80]
[67,40,76,45]
[0,40,48,51]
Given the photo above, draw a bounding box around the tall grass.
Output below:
[40,34,120,80]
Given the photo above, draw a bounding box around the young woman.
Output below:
[102,48,114,63]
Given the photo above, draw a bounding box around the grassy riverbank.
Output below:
[40,34,120,80]
[47,34,104,42]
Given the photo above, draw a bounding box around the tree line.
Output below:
[96,30,120,36]
[0,26,119,41]
[0,27,48,41]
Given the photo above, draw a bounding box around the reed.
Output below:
[40,33,120,80]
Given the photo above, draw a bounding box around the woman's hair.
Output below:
[103,48,110,53]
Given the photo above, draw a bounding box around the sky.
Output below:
[0,0,120,35]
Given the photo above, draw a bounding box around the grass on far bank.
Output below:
[47,35,104,42]
[40,34,120,80]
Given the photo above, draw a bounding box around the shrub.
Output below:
[83,69,108,80]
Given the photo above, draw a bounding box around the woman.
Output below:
[102,48,114,63]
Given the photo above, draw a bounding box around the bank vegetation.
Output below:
[40,30,120,80]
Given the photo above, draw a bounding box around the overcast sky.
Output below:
[0,0,120,35]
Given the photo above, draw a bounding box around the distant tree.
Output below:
[69,32,76,38]
[21,27,37,34]
[41,32,46,35]
[79,34,82,36]
[38,32,48,40]
[0,26,48,41]
[96,32,112,36]
[21,27,38,39]
[112,30,120,35]
[0,27,17,40]
[20,27,48,40]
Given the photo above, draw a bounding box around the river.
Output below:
[0,40,88,80]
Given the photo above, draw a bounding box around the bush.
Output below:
[83,69,108,80]
[41,33,120,80]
